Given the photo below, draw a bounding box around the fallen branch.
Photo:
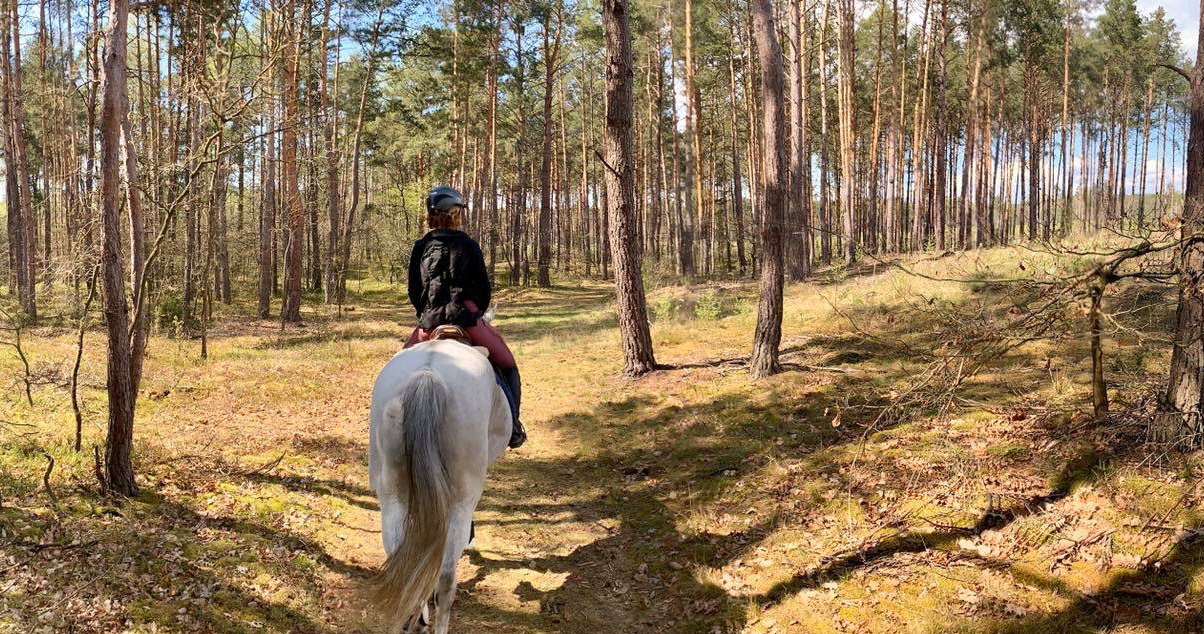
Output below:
[4,538,99,554]
[245,452,287,476]
[800,364,852,374]
[41,452,57,506]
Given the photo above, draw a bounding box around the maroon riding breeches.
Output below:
[404,300,516,369]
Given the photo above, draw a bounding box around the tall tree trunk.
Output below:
[580,58,591,277]
[602,0,656,376]
[1138,78,1154,229]
[1026,65,1039,241]
[727,14,747,276]
[835,0,857,264]
[486,0,503,277]
[338,3,384,303]
[931,0,948,252]
[98,0,136,496]
[2,0,35,319]
[281,0,303,322]
[866,0,884,255]
[749,0,785,379]
[323,0,342,302]
[1059,6,1072,235]
[886,0,903,252]
[537,3,562,287]
[909,0,932,251]
[786,0,804,279]
[817,0,832,264]
[681,0,699,276]
[964,6,986,246]
[258,14,276,318]
[800,2,814,270]
[511,16,528,286]
[122,112,147,392]
[1165,17,1204,437]
[10,0,35,313]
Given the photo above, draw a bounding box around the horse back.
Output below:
[369,341,507,492]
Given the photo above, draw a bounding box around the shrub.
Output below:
[157,296,184,333]
[651,296,679,323]
[694,290,722,321]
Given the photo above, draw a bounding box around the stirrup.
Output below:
[508,420,527,449]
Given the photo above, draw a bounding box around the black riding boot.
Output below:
[499,366,527,448]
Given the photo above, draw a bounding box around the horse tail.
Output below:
[374,369,451,624]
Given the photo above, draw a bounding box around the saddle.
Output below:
[430,324,471,345]
[425,324,516,424]
[429,325,491,361]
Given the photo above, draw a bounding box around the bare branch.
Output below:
[1156,63,1193,83]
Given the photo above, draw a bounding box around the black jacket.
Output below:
[408,229,492,330]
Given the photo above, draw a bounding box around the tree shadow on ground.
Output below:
[456,384,1128,633]
[251,325,405,350]
[447,268,1186,632]
[950,528,1204,633]
[448,360,931,632]
[0,489,372,633]
[455,381,1195,633]
[238,469,378,512]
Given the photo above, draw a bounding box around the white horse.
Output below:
[368,338,513,633]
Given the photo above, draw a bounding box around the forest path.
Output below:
[324,282,691,633]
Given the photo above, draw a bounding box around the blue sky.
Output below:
[1141,0,1199,58]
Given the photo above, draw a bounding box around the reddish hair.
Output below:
[426,209,463,231]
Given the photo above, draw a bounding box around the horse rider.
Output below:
[403,185,527,449]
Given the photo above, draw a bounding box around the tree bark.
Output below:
[817,0,832,263]
[786,0,805,279]
[259,52,276,319]
[1,0,35,319]
[98,0,136,496]
[338,3,384,303]
[323,0,342,302]
[1165,13,1204,440]
[965,8,986,246]
[727,14,746,276]
[931,0,948,252]
[601,0,656,376]
[281,0,303,322]
[835,0,857,264]
[749,0,786,379]
[681,0,699,276]
[537,3,562,287]
[1059,6,1072,235]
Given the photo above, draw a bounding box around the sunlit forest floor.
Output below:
[2,242,1202,633]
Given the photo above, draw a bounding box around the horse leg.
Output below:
[378,474,412,634]
[431,507,473,634]
[379,484,406,561]
[400,604,430,634]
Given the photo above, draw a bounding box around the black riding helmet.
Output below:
[426,185,466,215]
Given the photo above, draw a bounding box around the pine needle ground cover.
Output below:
[1,244,1200,633]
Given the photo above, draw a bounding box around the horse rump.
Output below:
[373,370,451,625]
